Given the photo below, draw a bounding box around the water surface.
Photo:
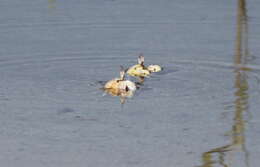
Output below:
[0,0,260,166]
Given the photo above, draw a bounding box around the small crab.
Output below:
[126,54,151,78]
[147,64,163,72]
[127,54,163,83]
[103,66,137,103]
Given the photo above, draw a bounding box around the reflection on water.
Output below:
[200,0,251,167]
[48,0,56,9]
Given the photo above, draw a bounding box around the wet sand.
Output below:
[0,0,260,166]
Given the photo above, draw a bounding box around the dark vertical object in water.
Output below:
[200,0,251,167]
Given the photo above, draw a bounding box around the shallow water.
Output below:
[1,0,260,166]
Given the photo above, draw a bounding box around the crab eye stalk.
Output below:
[138,54,144,65]
[119,66,125,80]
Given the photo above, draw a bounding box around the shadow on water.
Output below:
[200,0,251,167]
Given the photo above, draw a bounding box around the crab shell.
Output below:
[147,64,163,72]
[119,80,137,91]
[104,77,136,91]
[104,86,122,96]
[104,78,122,90]
[127,64,150,77]
[104,80,136,98]
[104,87,135,100]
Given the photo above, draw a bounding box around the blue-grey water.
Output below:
[1,0,260,166]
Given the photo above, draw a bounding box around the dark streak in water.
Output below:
[57,107,75,114]
[200,1,251,167]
